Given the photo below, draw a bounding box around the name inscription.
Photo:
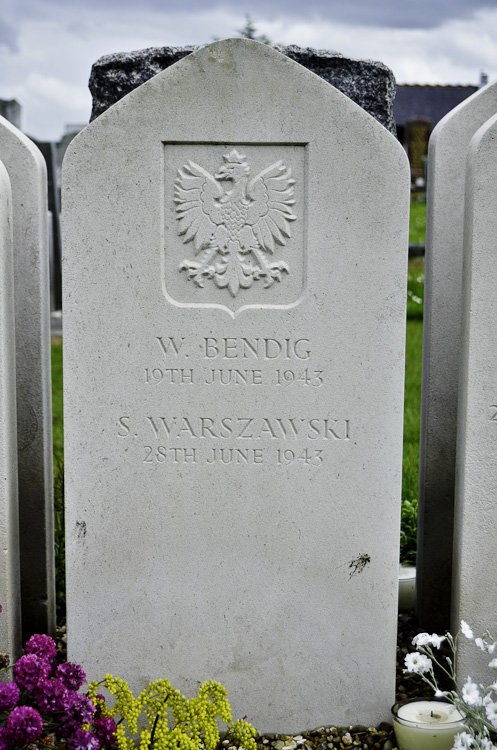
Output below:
[119,416,349,441]
[156,336,312,360]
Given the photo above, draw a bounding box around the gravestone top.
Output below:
[88,43,397,134]
[64,38,409,732]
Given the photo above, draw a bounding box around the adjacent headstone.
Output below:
[63,39,409,732]
[0,159,21,661]
[451,112,497,684]
[417,80,497,631]
[89,44,397,134]
[32,140,62,311]
[0,116,55,640]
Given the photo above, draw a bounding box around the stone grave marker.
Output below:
[33,140,62,311]
[451,112,497,684]
[417,80,497,631]
[63,39,409,732]
[0,159,21,661]
[0,116,55,639]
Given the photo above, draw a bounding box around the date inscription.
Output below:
[144,367,323,387]
[142,446,324,466]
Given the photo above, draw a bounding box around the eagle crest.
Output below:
[175,149,297,297]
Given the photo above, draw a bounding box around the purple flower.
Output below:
[64,695,96,725]
[56,662,86,691]
[0,605,3,614]
[56,720,81,740]
[13,654,51,692]
[33,678,71,713]
[25,634,57,663]
[0,682,20,712]
[6,706,43,744]
[92,717,117,747]
[0,727,12,750]
[67,729,100,750]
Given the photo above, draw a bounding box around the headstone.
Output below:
[451,112,497,683]
[88,44,397,134]
[417,80,497,631]
[0,159,21,661]
[32,140,62,311]
[63,39,409,732]
[0,116,55,640]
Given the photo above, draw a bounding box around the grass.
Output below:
[409,196,426,245]
[51,338,63,455]
[51,337,64,617]
[403,199,426,508]
[403,316,423,504]
[49,200,427,601]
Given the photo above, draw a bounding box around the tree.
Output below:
[237,14,271,44]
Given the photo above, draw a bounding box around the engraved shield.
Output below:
[163,143,306,317]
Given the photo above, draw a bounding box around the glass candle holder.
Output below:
[398,565,416,612]
[392,698,464,750]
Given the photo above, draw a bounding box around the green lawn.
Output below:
[403,317,423,503]
[404,199,426,506]
[51,338,63,455]
[409,197,426,245]
[51,337,64,616]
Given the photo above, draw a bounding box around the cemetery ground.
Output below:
[43,201,429,746]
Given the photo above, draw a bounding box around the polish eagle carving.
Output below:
[175,149,297,297]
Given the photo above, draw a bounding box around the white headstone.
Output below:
[0,159,21,661]
[0,116,55,639]
[418,81,497,630]
[63,39,409,732]
[452,112,497,684]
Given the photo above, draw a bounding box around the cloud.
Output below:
[1,1,496,140]
[261,8,497,84]
[9,0,497,30]
[24,73,90,110]
[0,17,19,53]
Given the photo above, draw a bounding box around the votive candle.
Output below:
[392,699,464,750]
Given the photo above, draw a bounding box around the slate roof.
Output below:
[394,85,478,128]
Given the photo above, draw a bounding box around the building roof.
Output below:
[393,84,478,128]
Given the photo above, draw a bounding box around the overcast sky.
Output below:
[2,0,497,141]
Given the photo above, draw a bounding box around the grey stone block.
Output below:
[89,44,397,134]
